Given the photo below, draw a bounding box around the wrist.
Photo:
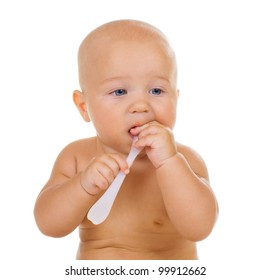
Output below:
[155,152,178,169]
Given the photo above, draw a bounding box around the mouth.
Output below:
[127,121,148,137]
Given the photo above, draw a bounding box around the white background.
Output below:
[1,0,269,279]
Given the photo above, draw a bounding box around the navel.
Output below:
[153,219,164,227]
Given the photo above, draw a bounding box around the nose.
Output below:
[128,99,151,114]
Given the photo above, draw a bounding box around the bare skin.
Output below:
[34,20,218,260]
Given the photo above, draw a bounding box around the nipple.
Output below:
[87,136,142,224]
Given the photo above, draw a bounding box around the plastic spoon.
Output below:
[87,136,142,224]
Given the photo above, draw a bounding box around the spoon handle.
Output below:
[87,137,142,224]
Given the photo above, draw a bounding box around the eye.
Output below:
[111,89,127,96]
[149,88,162,95]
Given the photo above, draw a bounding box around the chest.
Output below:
[107,163,170,227]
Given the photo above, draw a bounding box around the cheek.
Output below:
[88,102,123,131]
[88,108,110,128]
[86,97,110,119]
[156,100,177,128]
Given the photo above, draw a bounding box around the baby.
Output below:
[34,19,218,260]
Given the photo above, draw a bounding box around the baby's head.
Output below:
[74,20,179,153]
[77,19,177,92]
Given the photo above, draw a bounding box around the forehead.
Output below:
[100,39,174,74]
[78,21,177,88]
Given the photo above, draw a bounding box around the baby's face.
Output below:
[81,39,178,154]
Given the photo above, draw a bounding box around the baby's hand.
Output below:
[80,154,129,195]
[130,121,177,168]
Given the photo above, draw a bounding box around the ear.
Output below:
[73,90,91,122]
[177,89,180,98]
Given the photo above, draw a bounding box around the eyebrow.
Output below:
[100,76,128,85]
[100,74,171,85]
[150,75,171,83]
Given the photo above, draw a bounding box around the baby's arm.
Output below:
[156,147,218,241]
[131,123,218,241]
[34,141,128,237]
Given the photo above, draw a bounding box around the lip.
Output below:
[128,122,144,131]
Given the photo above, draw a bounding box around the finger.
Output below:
[134,134,159,149]
[95,162,114,189]
[97,163,116,187]
[129,122,150,133]
[137,124,162,139]
[100,154,129,175]
[109,153,130,174]
[129,124,148,135]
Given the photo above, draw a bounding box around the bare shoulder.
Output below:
[60,137,97,159]
[43,137,96,189]
[177,143,209,182]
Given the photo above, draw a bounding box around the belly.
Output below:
[77,222,198,260]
